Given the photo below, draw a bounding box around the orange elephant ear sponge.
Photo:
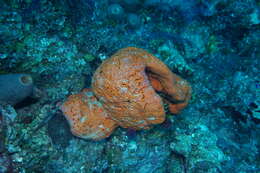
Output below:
[61,47,191,140]
[92,47,191,130]
[61,89,117,140]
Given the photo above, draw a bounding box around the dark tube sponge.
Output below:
[0,74,34,105]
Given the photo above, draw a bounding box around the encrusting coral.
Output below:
[62,47,191,140]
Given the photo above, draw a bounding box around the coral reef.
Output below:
[0,0,259,172]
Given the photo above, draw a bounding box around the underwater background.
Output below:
[0,0,259,172]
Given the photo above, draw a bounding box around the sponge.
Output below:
[0,74,34,105]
